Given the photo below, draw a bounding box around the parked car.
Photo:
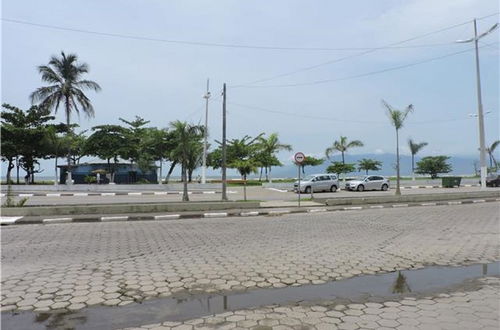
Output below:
[294,174,339,193]
[486,173,500,187]
[345,175,390,191]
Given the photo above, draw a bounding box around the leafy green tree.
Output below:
[1,104,56,183]
[382,100,414,195]
[256,133,291,182]
[84,125,128,183]
[230,159,258,201]
[208,135,262,172]
[119,116,151,164]
[357,158,382,175]
[169,121,204,201]
[486,140,500,169]
[139,128,172,182]
[30,51,101,183]
[295,156,324,175]
[326,162,356,177]
[415,156,452,179]
[325,136,363,164]
[408,139,428,179]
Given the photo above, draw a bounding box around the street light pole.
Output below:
[221,83,228,201]
[473,19,487,190]
[202,79,211,185]
[457,20,498,189]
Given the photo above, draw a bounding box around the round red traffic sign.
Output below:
[294,152,306,164]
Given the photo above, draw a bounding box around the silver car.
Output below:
[294,174,339,193]
[345,175,390,191]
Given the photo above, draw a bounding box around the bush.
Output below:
[135,178,151,184]
[84,175,97,184]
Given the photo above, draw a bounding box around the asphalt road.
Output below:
[1,185,498,206]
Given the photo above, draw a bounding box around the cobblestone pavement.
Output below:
[122,277,500,330]
[1,203,499,314]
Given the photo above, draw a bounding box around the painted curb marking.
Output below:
[392,204,409,208]
[268,210,291,215]
[307,208,327,213]
[43,218,73,224]
[203,212,228,218]
[154,214,180,220]
[101,216,128,221]
[473,199,486,203]
[127,192,142,196]
[240,211,260,217]
[448,201,462,205]
[370,205,384,209]
[344,206,363,210]
[101,193,116,196]
[0,216,23,225]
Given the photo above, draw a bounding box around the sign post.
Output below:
[294,152,306,208]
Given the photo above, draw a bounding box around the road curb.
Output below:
[2,198,498,226]
[0,190,238,197]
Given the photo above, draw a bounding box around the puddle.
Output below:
[2,262,499,330]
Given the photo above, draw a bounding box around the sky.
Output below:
[1,0,499,176]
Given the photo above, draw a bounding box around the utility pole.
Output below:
[221,83,228,201]
[201,79,211,185]
[456,20,498,189]
[473,19,487,190]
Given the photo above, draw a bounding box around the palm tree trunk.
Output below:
[268,167,272,183]
[54,157,58,185]
[182,163,189,201]
[265,167,268,181]
[259,167,263,181]
[411,154,415,181]
[165,161,177,184]
[16,156,20,184]
[65,108,72,185]
[341,152,345,164]
[395,129,401,195]
[243,174,247,201]
[159,158,163,184]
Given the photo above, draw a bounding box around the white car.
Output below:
[345,175,390,191]
[294,174,339,193]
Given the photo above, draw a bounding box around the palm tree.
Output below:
[30,51,101,184]
[257,133,292,182]
[325,136,364,164]
[408,139,428,180]
[169,121,204,201]
[486,140,500,169]
[382,100,414,195]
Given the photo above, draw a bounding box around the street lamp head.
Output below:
[203,92,211,99]
[456,37,474,43]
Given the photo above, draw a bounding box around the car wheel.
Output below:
[305,186,311,194]
[381,184,388,191]
[330,185,337,192]
[357,185,364,192]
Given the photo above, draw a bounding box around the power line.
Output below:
[229,12,499,87]
[229,101,493,126]
[2,12,498,53]
[1,17,464,52]
[232,42,498,88]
